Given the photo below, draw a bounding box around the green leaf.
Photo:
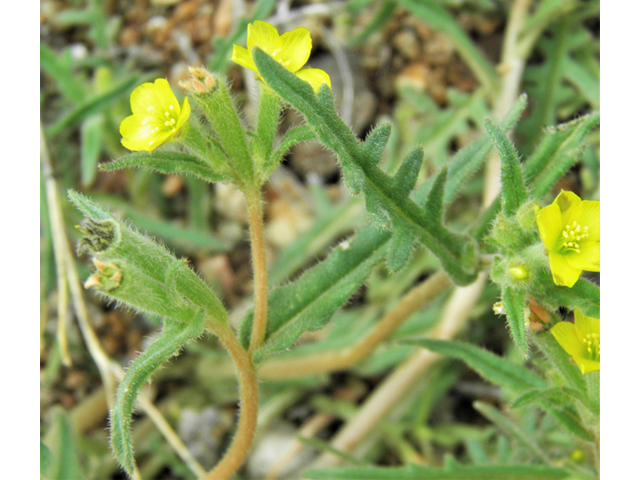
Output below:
[111,314,206,475]
[424,167,448,222]
[533,331,587,394]
[80,114,104,186]
[402,339,546,393]
[397,0,499,94]
[255,82,283,165]
[40,440,53,476]
[51,412,86,480]
[526,112,600,199]
[254,49,478,285]
[537,274,600,319]
[511,387,587,411]
[363,123,393,166]
[40,43,86,103]
[484,119,529,216]
[263,124,317,179]
[241,226,390,362]
[413,94,528,206]
[393,147,423,192]
[502,287,529,358]
[387,221,416,273]
[545,404,594,441]
[473,401,550,464]
[305,464,569,479]
[100,150,230,184]
[46,74,140,136]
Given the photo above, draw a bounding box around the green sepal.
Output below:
[255,82,283,165]
[100,150,231,184]
[393,147,423,192]
[69,191,227,323]
[501,286,529,358]
[362,122,392,166]
[110,313,206,475]
[387,221,416,273]
[190,76,254,184]
[240,226,390,362]
[401,339,546,393]
[536,273,600,319]
[484,118,529,216]
[305,463,569,480]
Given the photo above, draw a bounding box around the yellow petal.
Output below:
[175,97,191,133]
[554,190,582,224]
[231,44,257,73]
[573,200,600,240]
[565,240,600,271]
[550,322,583,358]
[548,250,582,287]
[276,27,312,72]
[576,358,600,375]
[248,20,280,57]
[536,201,562,251]
[573,310,600,339]
[120,115,173,152]
[296,68,332,92]
[130,78,179,116]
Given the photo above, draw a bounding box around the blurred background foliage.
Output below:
[40,0,599,478]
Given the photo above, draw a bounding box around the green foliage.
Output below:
[240,226,390,362]
[305,464,570,479]
[111,314,206,475]
[45,412,86,480]
[501,287,529,358]
[254,48,479,285]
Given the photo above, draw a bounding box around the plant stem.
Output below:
[203,322,259,480]
[246,188,269,355]
[258,271,451,379]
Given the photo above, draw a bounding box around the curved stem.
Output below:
[245,188,269,355]
[204,322,259,480]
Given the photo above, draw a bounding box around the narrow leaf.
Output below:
[473,401,550,464]
[402,339,546,393]
[100,151,230,184]
[545,405,593,441]
[111,314,206,475]
[502,287,529,357]
[80,114,104,186]
[424,167,448,222]
[264,125,316,178]
[393,147,423,192]
[511,387,586,410]
[363,123,392,166]
[387,221,415,273]
[242,227,390,362]
[484,118,528,216]
[51,412,86,480]
[305,463,569,480]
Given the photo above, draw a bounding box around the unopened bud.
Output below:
[509,265,529,280]
[181,67,217,95]
[84,261,123,292]
[493,301,505,315]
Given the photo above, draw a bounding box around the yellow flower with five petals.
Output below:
[120,78,190,152]
[231,20,331,92]
[550,310,600,374]
[536,190,600,287]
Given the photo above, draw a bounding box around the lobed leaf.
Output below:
[501,287,529,358]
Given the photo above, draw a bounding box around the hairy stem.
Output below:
[246,188,269,355]
[204,322,259,480]
[259,271,451,379]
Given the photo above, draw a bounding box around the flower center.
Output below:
[559,221,589,253]
[582,332,600,361]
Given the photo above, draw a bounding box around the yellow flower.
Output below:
[550,310,600,374]
[231,20,331,92]
[536,190,600,287]
[120,78,190,152]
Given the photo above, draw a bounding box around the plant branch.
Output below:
[203,322,259,480]
[246,188,269,355]
[40,123,207,479]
